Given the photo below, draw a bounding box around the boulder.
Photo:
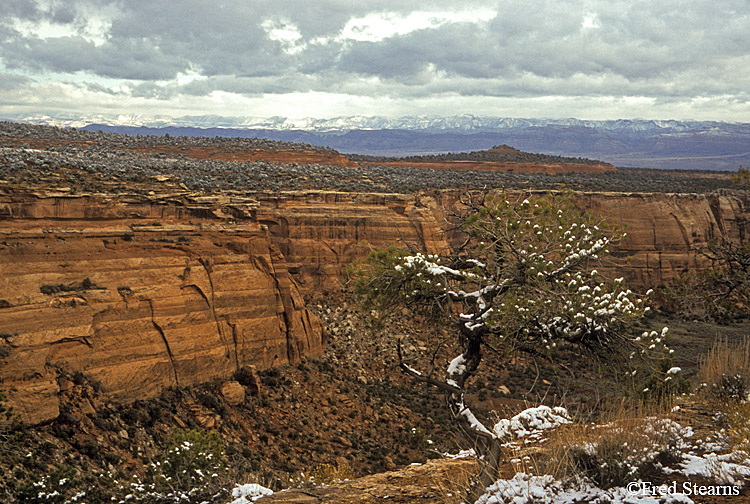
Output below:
[220,380,245,406]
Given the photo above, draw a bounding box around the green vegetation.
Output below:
[39,278,103,295]
[731,165,750,188]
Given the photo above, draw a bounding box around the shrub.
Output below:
[40,278,103,296]
[155,428,225,486]
[294,460,357,487]
[15,466,78,504]
[639,359,691,404]
[540,411,690,489]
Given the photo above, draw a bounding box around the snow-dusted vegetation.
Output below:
[352,190,681,501]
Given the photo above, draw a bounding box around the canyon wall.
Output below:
[1,188,748,424]
[576,191,748,287]
[0,192,325,424]
[255,189,750,298]
[253,191,451,295]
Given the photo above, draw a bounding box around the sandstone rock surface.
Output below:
[255,189,750,297]
[2,187,748,424]
[220,380,245,405]
[257,457,478,503]
[0,191,324,424]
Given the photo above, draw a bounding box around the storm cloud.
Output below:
[0,0,748,120]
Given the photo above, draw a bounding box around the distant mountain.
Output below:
[6,113,750,170]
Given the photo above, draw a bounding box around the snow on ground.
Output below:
[475,411,749,503]
[475,473,695,504]
[443,449,477,459]
[493,405,570,441]
[676,452,750,486]
[228,483,273,503]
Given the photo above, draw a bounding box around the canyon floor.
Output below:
[1,122,749,503]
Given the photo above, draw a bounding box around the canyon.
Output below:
[1,184,748,424]
[1,123,748,426]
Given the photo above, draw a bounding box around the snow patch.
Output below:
[229,483,273,503]
[493,406,570,441]
[475,472,695,504]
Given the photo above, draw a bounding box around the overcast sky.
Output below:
[1,0,749,122]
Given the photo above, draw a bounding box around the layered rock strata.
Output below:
[0,192,325,424]
[1,187,748,424]
[256,190,750,297]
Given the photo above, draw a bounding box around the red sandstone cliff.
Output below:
[2,188,748,424]
[0,192,325,424]
[255,189,750,298]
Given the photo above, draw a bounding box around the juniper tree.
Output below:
[352,191,668,501]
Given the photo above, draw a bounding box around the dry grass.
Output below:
[431,458,478,504]
[697,336,750,401]
[307,460,357,486]
[286,460,358,489]
[720,401,750,459]
[526,403,687,489]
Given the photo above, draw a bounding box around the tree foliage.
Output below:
[354,191,659,355]
[731,166,750,188]
[352,190,666,501]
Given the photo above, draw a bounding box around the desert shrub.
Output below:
[293,460,357,487]
[40,278,103,296]
[722,402,750,458]
[540,412,690,489]
[155,428,224,485]
[0,391,15,426]
[408,426,431,450]
[732,166,750,188]
[233,367,257,387]
[15,466,78,504]
[72,371,86,386]
[639,359,691,404]
[100,428,230,503]
[698,337,750,401]
[664,239,750,323]
[196,390,226,416]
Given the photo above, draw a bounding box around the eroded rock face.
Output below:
[2,187,748,424]
[254,189,750,298]
[574,191,749,287]
[254,192,452,296]
[0,193,324,424]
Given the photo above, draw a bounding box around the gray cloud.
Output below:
[0,0,748,120]
[0,72,32,91]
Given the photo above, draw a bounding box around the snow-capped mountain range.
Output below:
[4,113,750,170]
[7,112,729,134]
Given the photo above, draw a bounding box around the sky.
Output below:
[0,0,749,122]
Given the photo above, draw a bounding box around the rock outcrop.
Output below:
[258,457,478,503]
[254,189,750,297]
[575,191,749,287]
[1,187,748,424]
[0,192,325,424]
[254,192,451,295]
